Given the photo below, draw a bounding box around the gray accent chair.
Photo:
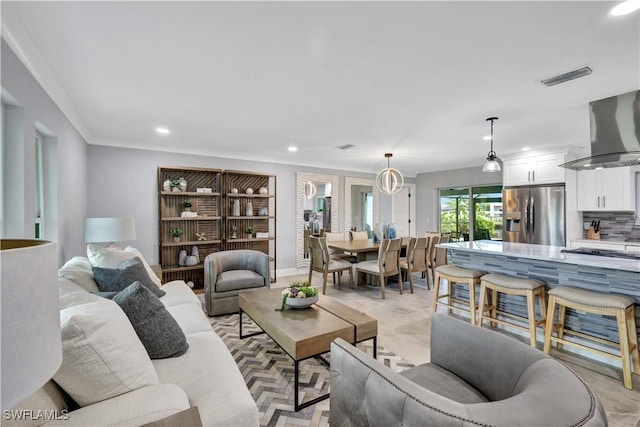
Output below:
[204,250,270,316]
[330,312,607,427]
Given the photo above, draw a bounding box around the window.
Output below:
[35,131,44,238]
[439,185,503,241]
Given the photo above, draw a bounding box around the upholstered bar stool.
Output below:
[543,286,640,389]
[432,265,486,324]
[478,274,547,348]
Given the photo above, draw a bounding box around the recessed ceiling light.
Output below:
[595,166,604,170]
[611,0,640,16]
[521,147,530,151]
[156,127,170,134]
[584,164,592,168]
[288,146,298,152]
[482,136,492,141]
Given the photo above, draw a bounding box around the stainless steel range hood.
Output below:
[560,90,640,170]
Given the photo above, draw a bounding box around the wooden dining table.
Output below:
[327,239,381,262]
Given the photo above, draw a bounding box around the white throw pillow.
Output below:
[87,244,133,268]
[53,298,159,406]
[86,244,162,287]
[58,256,100,293]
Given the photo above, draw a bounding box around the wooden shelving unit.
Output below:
[158,166,222,291]
[222,170,277,282]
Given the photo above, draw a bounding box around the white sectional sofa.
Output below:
[7,254,259,427]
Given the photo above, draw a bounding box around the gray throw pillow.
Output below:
[112,282,189,359]
[93,257,165,298]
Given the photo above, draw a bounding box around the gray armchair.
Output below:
[204,250,270,316]
[330,312,607,426]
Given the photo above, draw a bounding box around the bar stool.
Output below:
[432,265,486,324]
[543,286,640,389]
[478,273,547,348]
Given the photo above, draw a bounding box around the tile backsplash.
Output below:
[583,212,640,241]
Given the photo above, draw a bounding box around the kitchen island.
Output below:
[438,240,640,358]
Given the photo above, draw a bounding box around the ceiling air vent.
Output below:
[338,144,355,150]
[541,66,593,87]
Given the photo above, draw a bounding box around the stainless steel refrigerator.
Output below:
[503,185,565,246]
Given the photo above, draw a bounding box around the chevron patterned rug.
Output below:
[209,313,415,426]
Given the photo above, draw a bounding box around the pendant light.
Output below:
[482,117,501,173]
[376,153,404,195]
[303,180,317,199]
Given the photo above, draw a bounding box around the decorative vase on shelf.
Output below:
[231,188,238,194]
[259,187,268,194]
[191,246,200,264]
[185,255,198,266]
[245,201,253,216]
[246,188,253,195]
[163,179,171,192]
[179,177,187,192]
[178,249,187,266]
[173,236,181,243]
[232,199,240,217]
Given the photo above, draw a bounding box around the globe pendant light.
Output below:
[483,117,501,173]
[376,153,404,195]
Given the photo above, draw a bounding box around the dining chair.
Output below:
[308,236,353,294]
[324,231,357,263]
[354,238,402,299]
[399,237,428,293]
[349,230,369,241]
[424,232,441,288]
[433,235,450,270]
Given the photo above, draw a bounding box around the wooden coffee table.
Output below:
[238,288,377,411]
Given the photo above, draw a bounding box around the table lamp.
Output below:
[84,217,136,246]
[1,239,61,410]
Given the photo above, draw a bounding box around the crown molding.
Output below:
[1,3,90,141]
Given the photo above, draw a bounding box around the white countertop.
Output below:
[571,239,640,247]
[438,240,640,273]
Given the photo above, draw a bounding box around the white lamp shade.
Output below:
[85,217,136,243]
[1,239,61,410]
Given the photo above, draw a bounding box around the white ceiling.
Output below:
[2,1,639,177]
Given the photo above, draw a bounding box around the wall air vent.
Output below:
[338,144,355,150]
[541,66,593,87]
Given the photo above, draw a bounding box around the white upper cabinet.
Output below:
[577,167,636,211]
[503,153,566,186]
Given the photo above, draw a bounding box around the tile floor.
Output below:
[275,272,640,426]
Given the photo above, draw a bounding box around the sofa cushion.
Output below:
[153,331,259,427]
[400,363,488,404]
[112,282,189,359]
[42,384,190,427]
[58,256,100,293]
[93,257,165,298]
[87,244,162,287]
[215,270,265,292]
[58,278,101,309]
[53,298,159,407]
[160,280,201,308]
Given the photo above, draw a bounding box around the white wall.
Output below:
[87,145,386,273]
[1,39,88,264]
[415,166,503,234]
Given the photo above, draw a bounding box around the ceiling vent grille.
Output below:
[338,144,355,150]
[541,66,593,87]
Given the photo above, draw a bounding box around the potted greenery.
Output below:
[169,228,183,242]
[244,225,254,239]
[170,178,182,192]
[181,199,192,212]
